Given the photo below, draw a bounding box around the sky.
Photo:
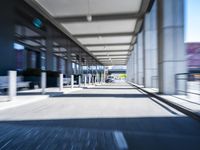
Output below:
[185,0,200,42]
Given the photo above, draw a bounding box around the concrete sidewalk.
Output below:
[0,87,83,111]
[128,82,200,119]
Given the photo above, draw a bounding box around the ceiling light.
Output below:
[87,0,92,22]
[87,15,92,22]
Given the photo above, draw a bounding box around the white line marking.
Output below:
[113,131,128,150]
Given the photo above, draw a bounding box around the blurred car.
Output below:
[105,78,114,83]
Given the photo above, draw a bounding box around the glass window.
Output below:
[53,56,57,71]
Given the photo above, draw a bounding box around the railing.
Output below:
[175,73,200,99]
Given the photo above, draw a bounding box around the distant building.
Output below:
[186,43,200,73]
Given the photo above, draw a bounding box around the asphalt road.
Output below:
[0,82,200,150]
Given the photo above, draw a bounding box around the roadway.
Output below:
[0,82,200,150]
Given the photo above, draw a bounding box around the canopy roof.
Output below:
[27,0,151,65]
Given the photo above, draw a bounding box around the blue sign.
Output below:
[33,18,43,28]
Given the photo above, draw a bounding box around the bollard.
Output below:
[71,75,74,89]
[41,72,46,94]
[84,75,87,87]
[100,75,102,84]
[91,75,94,85]
[8,71,17,101]
[88,74,91,85]
[59,73,63,91]
[94,76,96,85]
[78,75,81,87]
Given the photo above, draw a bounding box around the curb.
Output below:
[128,82,200,122]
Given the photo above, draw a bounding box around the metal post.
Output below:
[71,75,74,89]
[59,73,63,91]
[79,75,81,87]
[94,76,96,85]
[175,74,178,95]
[89,74,91,85]
[84,74,87,87]
[8,71,16,101]
[41,72,46,94]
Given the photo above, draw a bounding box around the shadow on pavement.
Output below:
[17,92,63,96]
[84,87,136,90]
[0,116,200,150]
[53,93,148,98]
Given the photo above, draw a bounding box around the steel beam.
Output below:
[90,50,130,53]
[74,32,134,38]
[84,43,131,47]
[55,13,139,23]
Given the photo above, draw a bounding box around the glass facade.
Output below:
[6,1,102,76]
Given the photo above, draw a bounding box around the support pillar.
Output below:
[0,0,16,75]
[66,49,73,78]
[157,0,186,94]
[133,44,138,84]
[137,31,144,85]
[144,2,158,88]
[79,53,82,75]
[88,74,91,85]
[71,75,74,89]
[131,50,134,82]
[103,67,106,83]
[46,27,54,71]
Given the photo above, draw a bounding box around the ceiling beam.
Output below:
[98,56,127,60]
[100,63,126,65]
[98,57,128,60]
[55,13,139,23]
[100,62,126,64]
[84,43,131,47]
[98,58,127,60]
[95,54,128,57]
[73,32,134,38]
[90,50,129,53]
[53,50,128,54]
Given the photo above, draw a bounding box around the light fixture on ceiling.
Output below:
[87,15,92,22]
[87,0,92,22]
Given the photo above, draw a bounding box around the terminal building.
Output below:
[0,0,187,94]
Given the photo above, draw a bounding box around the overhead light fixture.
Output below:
[87,15,92,22]
[87,0,92,22]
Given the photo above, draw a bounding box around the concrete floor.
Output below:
[0,82,200,150]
